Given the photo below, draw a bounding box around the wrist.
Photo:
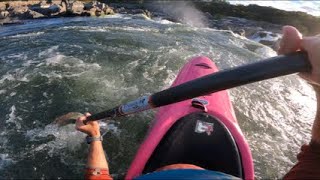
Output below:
[86,135,103,144]
[88,130,101,137]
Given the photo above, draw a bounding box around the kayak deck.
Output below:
[143,112,243,178]
[126,56,254,179]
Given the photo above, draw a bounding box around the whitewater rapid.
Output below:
[0,14,316,179]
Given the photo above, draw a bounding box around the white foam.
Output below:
[6,105,22,130]
[254,46,277,57]
[39,46,59,58]
[109,26,158,32]
[0,70,30,83]
[5,32,45,39]
[37,47,102,79]
[25,124,84,155]
[0,90,6,95]
[24,121,121,160]
[79,27,110,32]
[7,53,26,59]
[45,54,65,66]
[39,72,63,79]
[74,60,101,69]
[104,13,125,19]
[251,31,281,43]
[0,74,15,84]
[23,60,40,67]
[100,121,121,136]
[19,74,30,82]
[10,92,16,97]
[153,18,176,25]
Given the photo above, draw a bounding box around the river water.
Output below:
[0,14,316,179]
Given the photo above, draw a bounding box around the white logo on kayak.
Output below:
[195,120,214,136]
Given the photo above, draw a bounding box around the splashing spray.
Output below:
[151,1,208,27]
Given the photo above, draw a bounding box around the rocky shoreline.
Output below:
[0,0,156,25]
[0,0,116,25]
[0,0,282,50]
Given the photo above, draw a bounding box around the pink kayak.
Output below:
[126,56,254,179]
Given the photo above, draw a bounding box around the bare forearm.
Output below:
[87,141,109,170]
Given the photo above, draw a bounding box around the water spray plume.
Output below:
[151,1,208,27]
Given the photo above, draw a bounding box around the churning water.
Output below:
[0,14,316,179]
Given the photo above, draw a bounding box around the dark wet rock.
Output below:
[113,6,150,18]
[0,18,24,26]
[234,29,245,36]
[115,7,126,14]
[83,2,93,11]
[29,5,52,17]
[258,32,267,38]
[203,16,282,50]
[48,4,60,14]
[204,12,214,19]
[27,9,46,19]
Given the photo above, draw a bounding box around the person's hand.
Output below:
[75,113,101,137]
[278,25,320,87]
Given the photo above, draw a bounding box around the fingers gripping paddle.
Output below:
[54,51,311,126]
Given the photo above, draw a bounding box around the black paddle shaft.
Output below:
[150,51,311,107]
[85,51,311,123]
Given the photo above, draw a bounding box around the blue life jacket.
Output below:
[135,169,240,179]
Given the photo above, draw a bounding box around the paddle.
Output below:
[54,51,311,125]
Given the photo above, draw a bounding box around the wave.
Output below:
[2,32,45,39]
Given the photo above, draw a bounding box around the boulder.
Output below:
[35,7,51,16]
[95,2,105,11]
[48,4,60,14]
[0,3,6,11]
[0,11,9,19]
[131,9,145,14]
[83,2,93,11]
[258,31,267,38]
[60,0,67,13]
[234,29,245,36]
[143,10,151,18]
[27,9,45,19]
[89,7,97,16]
[103,6,114,15]
[71,1,84,15]
[244,27,263,37]
[10,5,31,18]
[40,1,50,9]
[95,8,102,16]
[14,9,45,19]
[115,7,126,13]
